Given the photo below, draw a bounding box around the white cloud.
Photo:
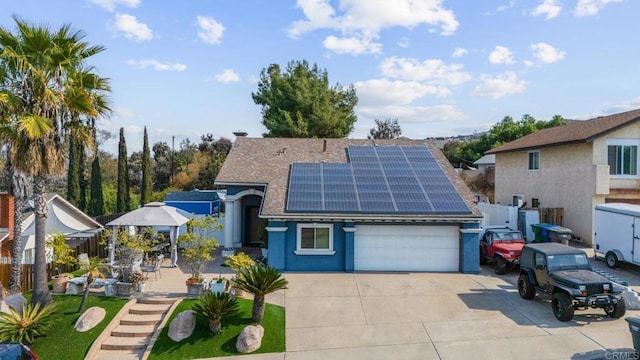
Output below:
[529,42,565,64]
[605,97,640,113]
[196,15,225,45]
[489,46,515,65]
[379,56,472,86]
[574,0,623,16]
[323,35,382,54]
[113,107,139,118]
[530,0,562,19]
[452,47,468,58]
[127,59,187,72]
[398,37,410,48]
[484,1,516,15]
[357,104,467,128]
[354,79,441,106]
[113,14,153,41]
[288,0,459,54]
[472,71,526,99]
[214,69,240,83]
[88,0,140,12]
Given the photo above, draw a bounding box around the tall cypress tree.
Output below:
[78,140,87,212]
[66,135,80,206]
[116,128,130,213]
[89,155,104,216]
[141,127,152,205]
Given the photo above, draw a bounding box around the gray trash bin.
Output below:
[625,317,640,352]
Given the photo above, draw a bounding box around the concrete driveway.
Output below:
[280,266,640,360]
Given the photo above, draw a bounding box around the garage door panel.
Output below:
[355,225,459,272]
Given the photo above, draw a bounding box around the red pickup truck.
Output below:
[479,227,525,274]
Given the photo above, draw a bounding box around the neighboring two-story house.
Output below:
[486,109,640,246]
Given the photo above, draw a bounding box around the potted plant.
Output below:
[209,275,227,294]
[47,233,78,293]
[224,252,255,297]
[113,227,159,282]
[178,216,221,296]
[130,271,146,292]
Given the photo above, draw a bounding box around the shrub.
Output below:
[0,302,57,344]
[192,292,239,334]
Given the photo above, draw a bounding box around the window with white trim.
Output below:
[528,151,540,171]
[295,223,335,255]
[608,142,638,177]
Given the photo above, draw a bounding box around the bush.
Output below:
[192,292,238,334]
[0,302,57,344]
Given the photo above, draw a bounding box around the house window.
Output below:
[295,223,335,255]
[528,151,540,171]
[608,144,638,176]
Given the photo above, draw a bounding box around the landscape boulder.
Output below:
[0,294,27,316]
[168,310,196,342]
[74,307,106,332]
[236,324,264,353]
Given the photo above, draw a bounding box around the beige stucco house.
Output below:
[486,109,640,246]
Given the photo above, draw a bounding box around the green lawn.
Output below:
[148,298,286,359]
[29,294,128,360]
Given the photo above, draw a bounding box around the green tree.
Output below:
[0,16,110,306]
[116,128,130,213]
[152,141,172,190]
[368,118,402,139]
[66,135,80,206]
[252,60,358,138]
[89,155,104,216]
[141,127,152,205]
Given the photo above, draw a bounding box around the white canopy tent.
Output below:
[106,202,192,267]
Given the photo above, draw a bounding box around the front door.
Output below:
[244,206,259,245]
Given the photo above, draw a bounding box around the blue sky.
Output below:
[1,0,639,154]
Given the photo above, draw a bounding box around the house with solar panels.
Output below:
[215,137,483,273]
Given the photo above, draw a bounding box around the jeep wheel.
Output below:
[604,298,626,318]
[494,256,507,275]
[518,274,535,299]
[605,252,619,269]
[552,292,574,322]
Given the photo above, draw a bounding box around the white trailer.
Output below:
[594,203,640,268]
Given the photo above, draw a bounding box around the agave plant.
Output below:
[0,302,57,344]
[232,265,288,324]
[192,292,239,335]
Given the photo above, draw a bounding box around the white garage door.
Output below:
[354,225,459,272]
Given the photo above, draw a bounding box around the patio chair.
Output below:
[142,254,163,281]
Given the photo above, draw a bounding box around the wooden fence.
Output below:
[539,208,564,226]
[0,233,106,293]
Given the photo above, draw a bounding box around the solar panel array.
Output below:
[285,146,471,214]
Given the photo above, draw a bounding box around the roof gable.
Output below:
[486,109,640,154]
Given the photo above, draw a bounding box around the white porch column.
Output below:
[233,198,242,248]
[224,199,235,250]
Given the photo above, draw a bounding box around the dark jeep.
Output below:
[479,227,525,274]
[518,242,625,322]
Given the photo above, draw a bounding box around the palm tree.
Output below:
[231,265,288,324]
[0,16,110,306]
[192,292,239,335]
[77,256,108,313]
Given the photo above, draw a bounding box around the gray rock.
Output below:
[236,325,264,353]
[74,307,106,332]
[168,310,196,342]
[0,294,27,316]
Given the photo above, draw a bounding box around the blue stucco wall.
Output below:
[165,201,219,216]
[280,221,347,271]
[459,223,481,274]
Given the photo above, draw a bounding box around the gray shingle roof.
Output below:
[215,137,482,220]
[486,109,640,154]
